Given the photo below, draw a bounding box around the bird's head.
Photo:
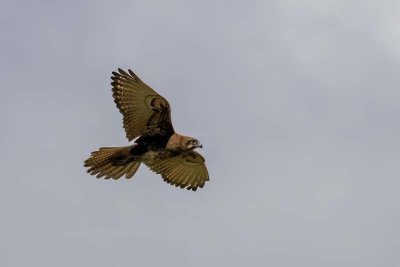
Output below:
[185,138,203,150]
[166,134,203,151]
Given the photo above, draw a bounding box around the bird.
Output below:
[84,68,209,191]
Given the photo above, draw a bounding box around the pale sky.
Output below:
[1,1,399,266]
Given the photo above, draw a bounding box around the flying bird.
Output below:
[84,68,209,191]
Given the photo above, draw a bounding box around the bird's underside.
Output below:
[84,68,209,191]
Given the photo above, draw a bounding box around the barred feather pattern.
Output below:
[111,68,173,141]
[84,146,141,180]
[145,151,209,191]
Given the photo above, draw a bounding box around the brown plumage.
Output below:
[84,68,209,191]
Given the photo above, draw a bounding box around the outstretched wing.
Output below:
[111,68,174,141]
[145,151,209,191]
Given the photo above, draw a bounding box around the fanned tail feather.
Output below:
[84,146,141,179]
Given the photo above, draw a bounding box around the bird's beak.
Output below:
[197,143,203,149]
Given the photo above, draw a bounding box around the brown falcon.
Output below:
[84,68,209,191]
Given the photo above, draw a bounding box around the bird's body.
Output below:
[84,68,209,191]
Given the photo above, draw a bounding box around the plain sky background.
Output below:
[1,0,399,266]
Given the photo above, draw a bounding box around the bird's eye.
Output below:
[187,140,195,146]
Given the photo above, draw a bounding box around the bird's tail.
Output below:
[84,146,141,179]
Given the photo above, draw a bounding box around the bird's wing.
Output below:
[111,68,174,141]
[145,151,209,191]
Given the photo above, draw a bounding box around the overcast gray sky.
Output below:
[1,0,399,266]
